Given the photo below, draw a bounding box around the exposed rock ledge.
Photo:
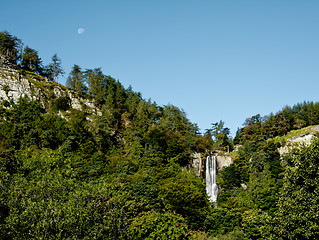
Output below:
[188,152,233,176]
[0,56,99,115]
[278,132,317,155]
[216,155,233,171]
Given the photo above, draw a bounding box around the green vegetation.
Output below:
[273,125,319,144]
[0,31,21,63]
[0,93,212,239]
[234,102,319,144]
[0,31,212,237]
[1,30,319,239]
[46,53,64,81]
[211,107,319,239]
[274,138,319,239]
[21,46,43,74]
[129,211,190,239]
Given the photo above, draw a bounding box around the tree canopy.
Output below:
[0,31,21,63]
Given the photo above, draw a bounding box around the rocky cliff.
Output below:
[216,154,233,171]
[189,152,203,176]
[0,55,99,115]
[188,152,233,176]
[278,128,319,155]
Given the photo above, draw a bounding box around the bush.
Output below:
[129,210,190,239]
[204,208,242,237]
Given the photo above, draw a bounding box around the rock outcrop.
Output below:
[188,152,234,176]
[0,55,99,115]
[216,155,233,171]
[278,132,317,155]
[188,152,203,177]
[0,55,19,70]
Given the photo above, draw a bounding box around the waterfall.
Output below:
[206,155,218,203]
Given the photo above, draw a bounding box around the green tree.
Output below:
[66,64,87,95]
[0,96,45,149]
[235,114,263,144]
[218,164,241,191]
[129,210,190,239]
[204,208,242,237]
[241,209,272,240]
[274,138,319,239]
[208,120,232,151]
[307,102,319,125]
[85,68,108,106]
[237,167,279,215]
[0,31,21,63]
[233,139,282,183]
[2,148,145,239]
[102,79,127,130]
[160,105,197,134]
[102,81,117,128]
[21,46,43,73]
[156,105,198,165]
[46,54,64,81]
[159,171,210,229]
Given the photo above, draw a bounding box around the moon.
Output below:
[77,28,85,34]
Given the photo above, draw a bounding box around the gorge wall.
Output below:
[189,152,233,177]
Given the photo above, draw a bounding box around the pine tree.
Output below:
[66,65,86,95]
[22,46,43,73]
[85,68,107,105]
[0,31,21,63]
[46,54,64,81]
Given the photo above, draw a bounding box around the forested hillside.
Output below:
[234,101,319,143]
[1,31,319,239]
[0,31,213,239]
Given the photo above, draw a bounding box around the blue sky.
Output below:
[1,0,319,136]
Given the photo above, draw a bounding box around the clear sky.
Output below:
[1,0,319,136]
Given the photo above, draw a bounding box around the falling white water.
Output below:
[206,155,218,203]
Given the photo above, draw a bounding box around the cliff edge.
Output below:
[0,55,99,115]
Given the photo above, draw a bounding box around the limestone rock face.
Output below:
[187,152,234,176]
[0,55,19,70]
[216,155,233,171]
[278,132,317,155]
[0,68,34,102]
[0,57,99,115]
[189,152,203,176]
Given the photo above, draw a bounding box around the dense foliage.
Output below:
[274,138,319,239]
[1,30,319,239]
[0,93,213,239]
[206,102,319,239]
[0,43,214,237]
[234,102,319,144]
[0,31,21,63]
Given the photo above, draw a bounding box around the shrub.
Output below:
[129,210,190,239]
